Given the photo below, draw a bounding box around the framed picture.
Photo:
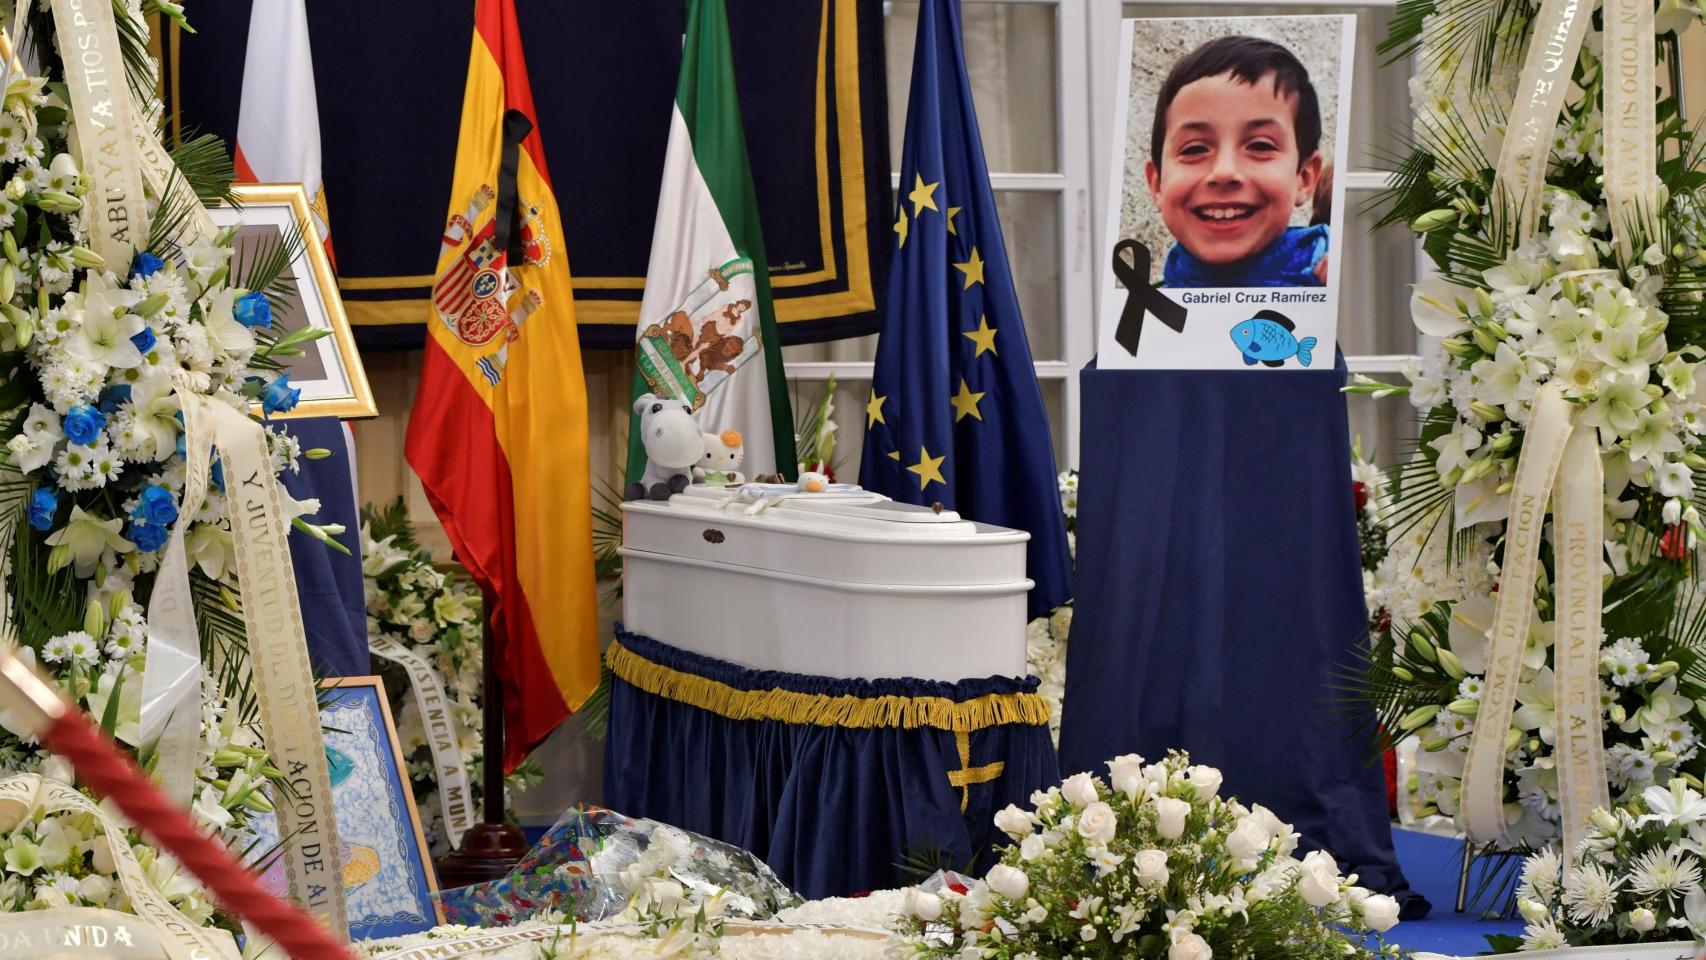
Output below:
[247,676,442,940]
[210,183,377,418]
[1096,15,1356,370]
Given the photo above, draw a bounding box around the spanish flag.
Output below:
[406,0,599,769]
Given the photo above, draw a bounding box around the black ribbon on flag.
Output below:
[1111,239,1187,357]
[496,109,535,261]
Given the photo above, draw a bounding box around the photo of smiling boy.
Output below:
[1144,36,1327,288]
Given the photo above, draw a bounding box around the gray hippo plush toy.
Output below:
[625,393,707,501]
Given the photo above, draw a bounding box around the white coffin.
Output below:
[620,485,1032,682]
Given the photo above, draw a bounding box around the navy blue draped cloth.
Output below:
[604,626,1059,899]
[277,418,369,679]
[1057,357,1427,917]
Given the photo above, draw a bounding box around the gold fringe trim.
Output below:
[606,638,1049,732]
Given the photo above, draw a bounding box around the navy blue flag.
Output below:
[858,0,1070,619]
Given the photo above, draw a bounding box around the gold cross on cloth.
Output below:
[946,730,1005,813]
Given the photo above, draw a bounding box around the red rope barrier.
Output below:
[0,649,356,960]
[42,709,358,960]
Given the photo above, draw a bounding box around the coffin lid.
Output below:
[648,483,1027,541]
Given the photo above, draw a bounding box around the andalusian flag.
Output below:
[406,0,599,768]
[626,0,795,485]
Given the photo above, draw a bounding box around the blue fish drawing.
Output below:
[1229,310,1316,368]
[325,745,354,789]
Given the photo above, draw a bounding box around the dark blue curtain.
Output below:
[278,418,369,678]
[604,626,1058,899]
[1057,357,1427,916]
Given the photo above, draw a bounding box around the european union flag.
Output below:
[859,0,1071,619]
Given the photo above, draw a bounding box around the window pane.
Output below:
[1115,6,1405,171]
[783,189,1061,364]
[885,2,1060,173]
[1345,392,1417,475]
[1335,201,1418,357]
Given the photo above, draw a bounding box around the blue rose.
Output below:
[130,326,156,353]
[129,252,164,279]
[97,384,132,415]
[27,488,56,531]
[262,374,301,415]
[125,519,169,553]
[133,484,178,527]
[62,405,106,446]
[211,458,225,492]
[234,291,272,329]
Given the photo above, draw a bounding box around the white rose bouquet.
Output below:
[1510,778,1706,951]
[899,751,1402,960]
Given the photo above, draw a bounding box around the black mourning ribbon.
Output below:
[495,109,535,261]
[1111,239,1187,356]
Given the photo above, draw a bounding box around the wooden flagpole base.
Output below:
[434,821,530,888]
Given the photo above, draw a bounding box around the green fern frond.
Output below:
[10,520,85,652]
[231,216,307,320]
[170,131,237,206]
[361,497,422,554]
[110,0,156,107]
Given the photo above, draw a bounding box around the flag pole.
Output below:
[433,586,530,887]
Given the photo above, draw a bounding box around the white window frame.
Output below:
[783,0,1096,467]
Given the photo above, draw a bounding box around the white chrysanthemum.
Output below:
[1628,847,1702,902]
[1519,848,1562,902]
[1562,860,1621,925]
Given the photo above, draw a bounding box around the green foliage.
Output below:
[7,510,80,651]
[894,840,980,882]
[230,215,307,322]
[362,496,421,553]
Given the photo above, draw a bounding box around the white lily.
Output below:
[1429,423,1483,476]
[61,272,143,369]
[1410,277,1477,337]
[201,287,255,362]
[127,373,181,463]
[1514,667,1558,744]
[185,522,236,581]
[1628,409,1685,468]
[1532,298,1596,363]
[1580,375,1653,441]
[1470,341,1544,410]
[1639,780,1706,830]
[43,505,132,576]
[1591,322,1663,382]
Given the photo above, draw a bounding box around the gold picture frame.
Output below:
[209,183,377,419]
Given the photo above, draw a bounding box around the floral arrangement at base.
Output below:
[1510,778,1706,953]
[362,498,543,854]
[1025,469,1077,745]
[898,751,1402,960]
[1347,0,1706,848]
[357,920,894,960]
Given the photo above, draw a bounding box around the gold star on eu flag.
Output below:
[907,446,947,490]
[894,208,909,248]
[945,205,961,236]
[910,174,940,217]
[951,379,985,422]
[867,390,887,428]
[963,315,997,358]
[954,246,984,289]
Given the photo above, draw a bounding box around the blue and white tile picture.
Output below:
[247,680,438,940]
